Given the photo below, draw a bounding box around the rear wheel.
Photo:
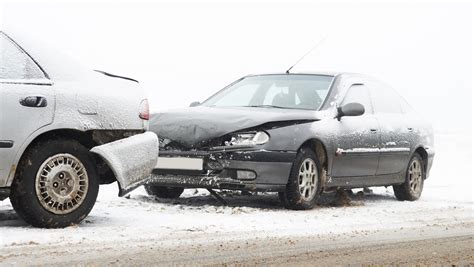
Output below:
[393,153,424,201]
[144,185,184,199]
[10,139,99,228]
[280,148,322,210]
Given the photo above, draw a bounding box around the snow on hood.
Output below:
[150,106,323,148]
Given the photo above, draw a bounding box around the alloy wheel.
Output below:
[35,154,89,214]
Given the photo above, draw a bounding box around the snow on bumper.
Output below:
[91,132,158,196]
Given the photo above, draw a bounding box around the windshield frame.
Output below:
[201,73,336,111]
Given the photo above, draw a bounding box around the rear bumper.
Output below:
[149,149,296,192]
[91,132,159,196]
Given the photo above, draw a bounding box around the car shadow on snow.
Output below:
[0,208,29,227]
[0,205,109,228]
[131,188,398,211]
[0,189,397,227]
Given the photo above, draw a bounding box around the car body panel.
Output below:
[0,82,56,185]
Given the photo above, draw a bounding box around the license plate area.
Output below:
[156,157,203,171]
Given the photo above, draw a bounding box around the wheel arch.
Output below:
[8,128,118,187]
[298,138,329,184]
[413,146,428,178]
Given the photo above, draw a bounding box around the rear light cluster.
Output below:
[139,99,150,120]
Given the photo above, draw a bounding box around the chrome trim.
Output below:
[0,78,53,85]
[337,147,410,155]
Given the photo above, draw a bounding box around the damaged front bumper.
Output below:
[91,132,159,196]
[148,148,296,192]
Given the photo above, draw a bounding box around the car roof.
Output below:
[244,72,365,79]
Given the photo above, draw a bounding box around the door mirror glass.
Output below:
[189,101,201,107]
[337,102,365,118]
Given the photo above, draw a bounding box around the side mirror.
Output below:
[189,101,200,107]
[337,102,365,119]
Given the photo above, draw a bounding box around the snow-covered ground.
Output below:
[0,133,472,262]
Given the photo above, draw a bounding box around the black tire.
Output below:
[393,153,425,201]
[279,147,323,210]
[144,185,184,199]
[10,139,99,228]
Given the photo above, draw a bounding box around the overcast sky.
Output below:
[1,1,472,134]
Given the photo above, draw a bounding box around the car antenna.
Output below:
[286,36,327,74]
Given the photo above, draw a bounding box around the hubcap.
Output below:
[298,158,318,201]
[408,158,423,194]
[35,154,89,214]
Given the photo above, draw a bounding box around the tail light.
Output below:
[139,99,150,120]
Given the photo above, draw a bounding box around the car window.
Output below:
[342,84,373,114]
[0,33,46,80]
[370,84,402,114]
[262,85,290,105]
[203,75,334,110]
[207,83,260,107]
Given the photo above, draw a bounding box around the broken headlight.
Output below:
[224,131,270,146]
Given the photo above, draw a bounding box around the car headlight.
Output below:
[224,131,270,146]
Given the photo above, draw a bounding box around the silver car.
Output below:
[0,31,158,228]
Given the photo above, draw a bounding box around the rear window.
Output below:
[0,33,46,80]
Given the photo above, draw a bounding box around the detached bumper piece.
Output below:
[91,132,159,196]
[149,149,295,192]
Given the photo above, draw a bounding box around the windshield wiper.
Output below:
[246,105,293,109]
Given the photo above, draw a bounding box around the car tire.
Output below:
[279,147,322,210]
[144,185,184,199]
[393,153,425,201]
[10,139,99,228]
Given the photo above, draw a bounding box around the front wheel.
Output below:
[279,148,322,210]
[393,153,425,201]
[10,139,99,228]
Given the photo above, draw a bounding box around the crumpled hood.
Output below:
[150,106,323,148]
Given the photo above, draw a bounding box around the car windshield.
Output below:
[202,74,334,110]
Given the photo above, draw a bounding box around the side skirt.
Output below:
[326,172,405,189]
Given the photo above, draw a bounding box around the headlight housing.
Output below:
[224,131,270,147]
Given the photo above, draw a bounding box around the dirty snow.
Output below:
[0,133,472,250]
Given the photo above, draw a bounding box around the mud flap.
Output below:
[90,132,159,196]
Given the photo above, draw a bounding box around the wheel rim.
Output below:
[35,154,89,215]
[298,158,318,201]
[408,158,423,194]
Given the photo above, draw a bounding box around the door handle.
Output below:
[407,127,414,132]
[19,96,48,107]
[370,129,378,133]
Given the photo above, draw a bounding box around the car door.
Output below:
[0,32,55,186]
[369,83,411,175]
[331,84,380,177]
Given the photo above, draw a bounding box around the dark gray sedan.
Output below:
[148,73,435,209]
